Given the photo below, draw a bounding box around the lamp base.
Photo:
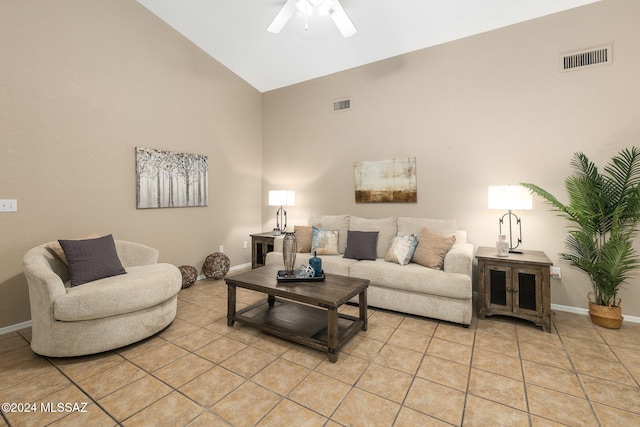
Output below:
[275,207,287,235]
[499,210,524,253]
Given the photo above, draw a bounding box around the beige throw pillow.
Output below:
[294,225,312,253]
[411,227,456,270]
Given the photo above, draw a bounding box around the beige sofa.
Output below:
[23,239,182,357]
[265,215,473,326]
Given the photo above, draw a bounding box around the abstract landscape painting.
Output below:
[136,147,208,209]
[354,157,417,203]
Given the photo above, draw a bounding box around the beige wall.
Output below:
[3,0,640,330]
[262,0,640,317]
[0,0,263,328]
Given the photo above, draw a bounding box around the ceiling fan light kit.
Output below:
[267,0,357,38]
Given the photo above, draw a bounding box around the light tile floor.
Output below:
[2,277,640,426]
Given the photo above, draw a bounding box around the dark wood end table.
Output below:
[476,247,553,332]
[250,232,276,269]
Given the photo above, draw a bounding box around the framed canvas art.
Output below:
[354,157,417,203]
[136,147,208,209]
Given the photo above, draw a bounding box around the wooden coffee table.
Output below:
[225,265,369,362]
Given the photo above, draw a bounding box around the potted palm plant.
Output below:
[521,147,640,328]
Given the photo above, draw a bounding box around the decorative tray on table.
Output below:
[276,270,326,282]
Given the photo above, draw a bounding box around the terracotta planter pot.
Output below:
[588,294,623,329]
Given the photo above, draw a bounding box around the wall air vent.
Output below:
[561,45,612,72]
[333,99,351,112]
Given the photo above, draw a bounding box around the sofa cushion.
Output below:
[412,227,456,270]
[312,226,339,255]
[54,263,181,321]
[385,234,418,265]
[344,230,379,261]
[314,254,358,276]
[294,225,312,253]
[349,259,471,300]
[397,217,457,238]
[59,234,127,287]
[349,216,397,258]
[308,214,350,253]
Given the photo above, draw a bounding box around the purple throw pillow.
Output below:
[343,230,379,261]
[58,234,126,286]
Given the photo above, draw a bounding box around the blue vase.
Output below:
[309,251,323,277]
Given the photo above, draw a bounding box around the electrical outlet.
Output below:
[550,266,561,279]
[0,199,17,212]
[219,245,224,253]
[243,241,248,249]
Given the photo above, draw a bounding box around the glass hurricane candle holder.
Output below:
[283,231,297,276]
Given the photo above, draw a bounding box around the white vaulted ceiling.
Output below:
[136,0,600,93]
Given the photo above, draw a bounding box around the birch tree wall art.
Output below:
[136,147,208,209]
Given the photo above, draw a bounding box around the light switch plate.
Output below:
[0,199,17,212]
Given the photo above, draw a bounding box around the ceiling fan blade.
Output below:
[267,0,298,33]
[328,0,357,38]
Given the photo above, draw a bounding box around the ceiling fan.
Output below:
[267,0,357,38]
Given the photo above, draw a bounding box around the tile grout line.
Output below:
[459,325,478,427]
[555,319,605,427]
[45,356,122,427]
[2,332,122,427]
[515,321,534,427]
[392,317,435,425]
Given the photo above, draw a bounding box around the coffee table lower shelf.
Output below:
[228,298,364,362]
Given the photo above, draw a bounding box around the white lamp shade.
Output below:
[488,185,532,210]
[269,190,295,206]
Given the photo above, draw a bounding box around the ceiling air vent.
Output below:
[333,99,351,112]
[561,45,612,72]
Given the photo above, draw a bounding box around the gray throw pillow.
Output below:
[58,234,127,286]
[343,230,379,261]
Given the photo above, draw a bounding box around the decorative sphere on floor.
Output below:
[202,252,230,280]
[178,265,198,289]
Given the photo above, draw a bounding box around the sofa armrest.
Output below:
[23,245,69,305]
[455,230,467,244]
[115,240,159,267]
[443,242,473,278]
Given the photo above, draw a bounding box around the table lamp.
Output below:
[488,185,533,253]
[268,190,295,235]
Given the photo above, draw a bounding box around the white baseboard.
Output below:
[196,262,252,281]
[0,320,32,336]
[230,263,252,272]
[551,303,640,324]
[551,303,589,316]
